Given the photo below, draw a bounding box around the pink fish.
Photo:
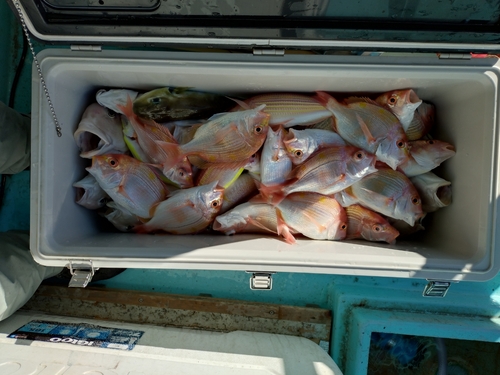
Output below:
[73,174,109,210]
[219,173,258,214]
[232,93,332,127]
[134,182,224,234]
[74,103,129,158]
[375,89,422,131]
[336,168,423,226]
[158,105,270,170]
[345,204,399,244]
[259,146,377,205]
[118,97,194,188]
[213,202,282,236]
[406,102,435,140]
[86,154,171,218]
[316,92,410,170]
[398,139,455,177]
[274,192,347,244]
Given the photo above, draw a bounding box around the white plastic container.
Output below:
[0,311,343,375]
[30,48,500,281]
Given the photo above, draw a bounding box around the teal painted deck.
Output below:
[1,2,499,374]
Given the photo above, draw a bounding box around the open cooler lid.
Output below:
[10,0,500,52]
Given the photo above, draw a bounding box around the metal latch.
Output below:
[247,272,275,290]
[423,280,451,297]
[68,260,96,288]
[70,45,102,52]
[253,48,285,56]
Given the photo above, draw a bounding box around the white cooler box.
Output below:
[12,0,500,283]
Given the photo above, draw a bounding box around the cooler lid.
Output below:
[10,0,500,52]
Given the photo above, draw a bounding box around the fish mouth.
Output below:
[407,89,421,105]
[444,144,456,153]
[75,187,85,203]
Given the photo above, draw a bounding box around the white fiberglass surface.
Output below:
[32,50,499,278]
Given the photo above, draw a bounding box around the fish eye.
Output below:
[396,140,405,148]
[411,196,421,205]
[372,225,381,232]
[354,151,365,160]
[150,97,161,105]
[428,140,434,145]
[179,170,185,177]
[254,126,263,134]
[294,150,303,158]
[388,95,397,106]
[341,223,347,230]
[211,200,220,207]
[108,158,118,167]
[106,109,116,118]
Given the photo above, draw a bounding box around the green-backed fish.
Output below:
[133,87,235,122]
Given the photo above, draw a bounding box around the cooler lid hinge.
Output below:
[70,45,102,52]
[67,260,97,288]
[438,53,471,60]
[253,48,285,56]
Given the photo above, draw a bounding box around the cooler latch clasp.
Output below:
[68,260,96,288]
[423,280,451,297]
[247,271,275,290]
[70,45,102,52]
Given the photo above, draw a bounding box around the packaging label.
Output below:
[8,320,144,350]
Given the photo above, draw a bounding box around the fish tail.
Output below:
[116,95,135,119]
[276,208,296,245]
[314,91,340,112]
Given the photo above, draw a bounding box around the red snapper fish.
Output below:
[316,91,410,170]
[86,154,171,218]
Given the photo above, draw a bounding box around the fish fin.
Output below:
[149,120,177,143]
[356,114,377,145]
[247,217,277,235]
[359,187,394,205]
[258,182,286,206]
[344,96,381,107]
[226,96,251,110]
[249,193,267,204]
[155,141,184,171]
[276,208,296,245]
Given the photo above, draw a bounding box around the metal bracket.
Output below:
[423,280,451,297]
[68,260,96,288]
[247,272,275,290]
[253,48,285,56]
[438,53,471,60]
[70,45,102,52]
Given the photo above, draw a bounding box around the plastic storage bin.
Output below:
[29,48,500,281]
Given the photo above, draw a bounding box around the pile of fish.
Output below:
[73,86,455,244]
